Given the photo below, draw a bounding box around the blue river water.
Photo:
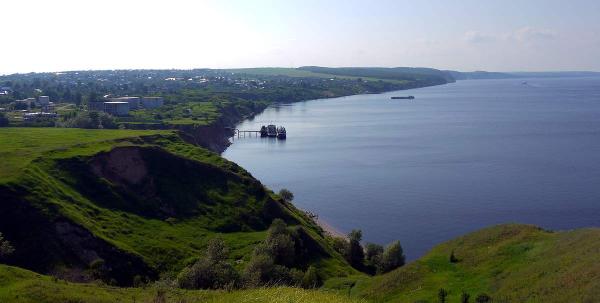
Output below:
[223,77,600,260]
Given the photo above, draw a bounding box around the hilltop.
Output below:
[0,128,356,286]
[352,224,600,302]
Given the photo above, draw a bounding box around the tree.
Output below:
[0,232,15,259]
[380,241,405,273]
[461,291,471,303]
[278,188,294,201]
[265,219,295,266]
[347,229,364,268]
[364,243,384,274]
[438,288,449,303]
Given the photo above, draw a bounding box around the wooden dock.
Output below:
[233,129,261,138]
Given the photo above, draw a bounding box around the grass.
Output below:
[355,224,600,302]
[0,127,355,284]
[0,265,364,303]
[0,128,170,182]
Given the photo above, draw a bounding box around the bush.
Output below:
[242,254,275,287]
[58,111,118,129]
[364,243,383,272]
[450,250,458,263]
[177,238,239,289]
[278,188,294,201]
[0,232,15,259]
[380,241,405,273]
[347,230,364,268]
[301,266,321,289]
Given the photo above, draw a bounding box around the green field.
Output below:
[226,68,409,84]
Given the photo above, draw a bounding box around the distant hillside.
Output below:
[0,128,355,286]
[448,70,600,80]
[298,66,455,84]
[353,224,600,302]
[445,70,518,80]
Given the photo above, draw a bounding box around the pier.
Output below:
[233,129,262,138]
[231,125,286,139]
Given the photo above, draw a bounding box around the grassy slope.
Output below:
[0,128,356,282]
[0,265,363,303]
[356,224,600,303]
[0,128,169,182]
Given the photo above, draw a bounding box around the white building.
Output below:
[103,101,130,116]
[110,97,140,110]
[38,96,50,105]
[140,97,164,109]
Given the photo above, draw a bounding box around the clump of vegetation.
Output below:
[330,231,405,274]
[177,238,239,289]
[57,111,118,129]
[450,250,458,263]
[243,219,320,288]
[0,232,15,259]
[278,188,294,201]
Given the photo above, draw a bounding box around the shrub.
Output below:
[177,238,239,289]
[301,266,321,289]
[278,188,294,201]
[450,250,458,263]
[380,241,405,273]
[242,254,275,287]
[347,230,365,268]
[330,236,349,257]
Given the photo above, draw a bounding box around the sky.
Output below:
[1,0,600,74]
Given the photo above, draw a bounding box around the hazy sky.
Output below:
[2,0,600,74]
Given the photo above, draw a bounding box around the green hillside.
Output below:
[0,128,355,286]
[355,224,600,302]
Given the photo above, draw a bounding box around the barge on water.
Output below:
[391,96,415,100]
[259,124,287,139]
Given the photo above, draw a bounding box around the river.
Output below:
[223,77,600,259]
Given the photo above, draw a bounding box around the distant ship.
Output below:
[267,124,277,137]
[522,81,528,85]
[391,96,415,100]
[277,126,286,139]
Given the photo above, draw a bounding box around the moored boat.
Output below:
[277,126,286,139]
[260,125,268,137]
[267,124,277,137]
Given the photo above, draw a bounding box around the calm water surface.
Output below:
[223,78,600,259]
